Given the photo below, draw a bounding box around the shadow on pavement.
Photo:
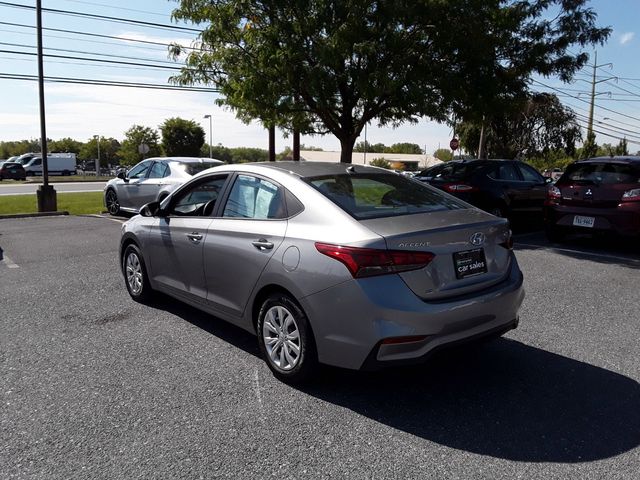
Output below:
[157,298,640,463]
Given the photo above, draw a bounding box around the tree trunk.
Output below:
[268,125,276,162]
[293,129,300,161]
[477,119,487,160]
[339,136,355,163]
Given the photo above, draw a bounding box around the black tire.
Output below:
[122,244,155,303]
[545,225,565,243]
[257,293,317,384]
[105,189,120,216]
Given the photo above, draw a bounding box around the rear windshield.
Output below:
[306,173,467,220]
[176,161,223,176]
[562,162,640,185]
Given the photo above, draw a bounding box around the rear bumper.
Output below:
[545,203,640,237]
[299,255,525,370]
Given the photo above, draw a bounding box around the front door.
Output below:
[145,174,230,302]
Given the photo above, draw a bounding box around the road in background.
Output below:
[0,181,106,195]
[1,216,638,479]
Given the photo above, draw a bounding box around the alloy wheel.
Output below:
[106,190,120,215]
[262,305,301,371]
[125,251,143,296]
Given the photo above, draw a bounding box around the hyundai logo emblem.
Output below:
[470,232,485,246]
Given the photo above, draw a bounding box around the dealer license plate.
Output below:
[573,215,595,228]
[453,248,488,280]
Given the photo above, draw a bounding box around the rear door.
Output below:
[137,161,168,205]
[488,163,530,212]
[513,162,548,211]
[203,174,288,318]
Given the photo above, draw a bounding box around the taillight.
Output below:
[545,185,561,206]
[315,243,435,278]
[621,188,640,202]
[443,183,477,193]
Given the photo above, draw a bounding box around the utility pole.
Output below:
[587,51,614,137]
[36,0,56,212]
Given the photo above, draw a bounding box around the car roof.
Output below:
[576,156,640,165]
[249,161,390,178]
[145,156,224,164]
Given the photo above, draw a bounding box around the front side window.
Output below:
[127,161,151,179]
[308,173,467,220]
[223,175,286,219]
[169,175,229,216]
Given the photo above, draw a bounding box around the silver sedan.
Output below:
[104,157,224,215]
[119,162,524,382]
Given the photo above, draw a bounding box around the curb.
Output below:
[0,211,70,220]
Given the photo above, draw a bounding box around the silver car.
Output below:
[120,162,524,382]
[104,157,224,215]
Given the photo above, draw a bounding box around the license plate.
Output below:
[573,215,595,228]
[453,248,488,279]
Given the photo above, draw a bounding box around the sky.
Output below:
[1,0,639,155]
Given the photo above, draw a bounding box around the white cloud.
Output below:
[620,32,635,46]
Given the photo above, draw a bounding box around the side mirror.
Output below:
[117,170,127,180]
[139,201,165,217]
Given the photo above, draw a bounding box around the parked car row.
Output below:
[0,161,26,181]
[415,157,640,243]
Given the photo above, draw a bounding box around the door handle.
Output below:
[252,239,274,251]
[186,232,203,244]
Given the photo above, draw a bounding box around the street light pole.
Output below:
[94,135,100,176]
[36,0,56,211]
[203,114,212,158]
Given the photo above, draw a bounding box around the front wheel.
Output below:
[257,294,317,383]
[122,244,154,303]
[105,189,120,216]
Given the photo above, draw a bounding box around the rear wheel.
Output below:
[257,293,317,383]
[105,189,120,216]
[122,244,154,302]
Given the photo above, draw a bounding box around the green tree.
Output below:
[354,142,386,153]
[386,143,422,154]
[230,147,269,163]
[160,117,205,157]
[458,94,581,160]
[369,158,392,169]
[615,138,629,156]
[170,0,608,163]
[580,131,598,159]
[79,137,121,168]
[433,148,453,162]
[119,125,161,166]
[49,137,83,155]
[199,144,234,162]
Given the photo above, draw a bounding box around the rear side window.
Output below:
[563,163,640,185]
[307,173,467,220]
[223,175,287,219]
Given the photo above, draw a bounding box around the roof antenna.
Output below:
[347,165,356,174]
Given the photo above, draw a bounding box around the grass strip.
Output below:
[0,192,104,215]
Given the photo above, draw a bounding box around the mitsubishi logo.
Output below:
[470,232,485,246]
[585,189,593,197]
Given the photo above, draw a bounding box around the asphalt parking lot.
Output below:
[1,215,639,479]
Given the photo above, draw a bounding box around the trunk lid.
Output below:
[360,209,512,301]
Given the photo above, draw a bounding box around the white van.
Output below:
[23,153,77,176]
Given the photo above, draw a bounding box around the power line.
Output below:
[0,41,182,66]
[1,48,186,72]
[0,1,202,33]
[59,0,169,19]
[0,72,219,93]
[0,21,198,51]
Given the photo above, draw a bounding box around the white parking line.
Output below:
[85,214,125,224]
[515,242,640,264]
[2,254,19,269]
